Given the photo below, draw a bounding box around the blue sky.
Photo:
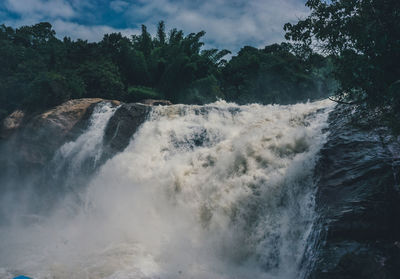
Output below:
[0,0,309,53]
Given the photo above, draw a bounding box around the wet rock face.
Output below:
[309,106,400,279]
[0,99,152,174]
[36,98,105,134]
[102,103,150,159]
[0,98,107,170]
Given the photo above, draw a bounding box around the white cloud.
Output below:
[124,0,309,51]
[5,0,75,19]
[2,0,139,42]
[110,0,130,13]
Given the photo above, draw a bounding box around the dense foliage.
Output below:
[284,0,400,129]
[0,21,335,120]
[221,44,336,104]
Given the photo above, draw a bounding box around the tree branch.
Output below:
[328,97,360,105]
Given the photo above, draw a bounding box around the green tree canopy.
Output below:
[284,0,400,111]
[221,43,335,104]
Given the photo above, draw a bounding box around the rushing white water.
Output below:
[52,101,119,178]
[0,100,334,279]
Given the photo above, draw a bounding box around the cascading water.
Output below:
[0,99,334,279]
[49,102,119,190]
[55,102,119,173]
[0,101,119,223]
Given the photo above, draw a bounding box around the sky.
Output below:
[0,0,309,53]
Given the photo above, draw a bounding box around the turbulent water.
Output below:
[0,100,334,279]
[50,102,119,190]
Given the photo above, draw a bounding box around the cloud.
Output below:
[123,0,309,51]
[110,1,130,13]
[1,0,140,42]
[4,0,75,19]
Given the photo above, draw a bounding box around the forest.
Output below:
[0,20,335,121]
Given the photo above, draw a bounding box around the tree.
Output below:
[221,43,334,105]
[77,59,124,100]
[24,72,82,110]
[14,22,56,47]
[284,0,400,111]
[156,21,166,46]
[132,25,153,58]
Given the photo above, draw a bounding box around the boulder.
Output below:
[102,103,150,160]
[139,99,172,106]
[0,98,107,170]
[0,110,25,139]
[36,98,105,134]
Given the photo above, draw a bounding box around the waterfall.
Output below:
[49,101,119,190]
[0,101,119,224]
[0,100,334,279]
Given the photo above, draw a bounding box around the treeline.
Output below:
[0,21,335,120]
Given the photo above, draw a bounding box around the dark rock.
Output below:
[102,103,150,159]
[308,105,400,278]
[334,251,389,279]
[0,99,148,183]
[0,98,106,172]
[0,110,25,139]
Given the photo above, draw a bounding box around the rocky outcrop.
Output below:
[38,98,105,134]
[0,98,170,168]
[0,110,25,139]
[0,98,108,170]
[308,106,400,278]
[0,98,155,174]
[0,98,108,139]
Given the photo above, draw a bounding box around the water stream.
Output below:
[0,100,334,279]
